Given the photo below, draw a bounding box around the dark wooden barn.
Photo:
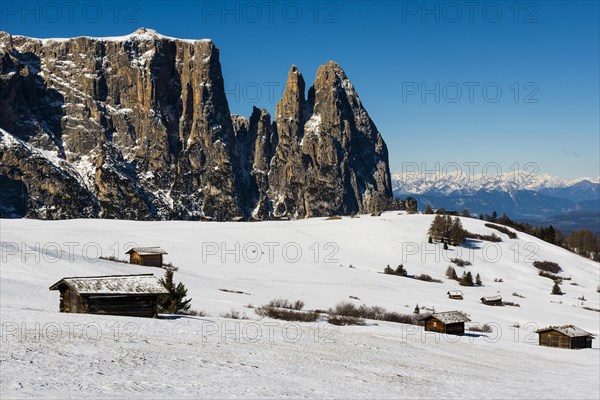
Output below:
[447,290,463,300]
[126,247,168,267]
[536,325,595,349]
[480,295,503,306]
[423,311,470,335]
[49,274,168,318]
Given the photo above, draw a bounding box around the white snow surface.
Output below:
[1,213,599,398]
[19,28,212,45]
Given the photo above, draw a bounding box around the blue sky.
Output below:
[2,0,598,178]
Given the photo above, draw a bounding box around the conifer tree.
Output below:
[446,266,458,280]
[461,271,474,286]
[475,273,482,286]
[551,282,563,295]
[159,269,192,314]
[395,264,407,276]
[424,204,434,214]
[414,304,420,314]
[384,265,394,275]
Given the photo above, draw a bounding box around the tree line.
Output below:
[424,205,600,261]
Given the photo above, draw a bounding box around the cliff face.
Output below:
[0,28,393,220]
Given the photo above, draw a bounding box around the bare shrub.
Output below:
[485,223,517,239]
[512,292,525,298]
[327,315,364,325]
[533,260,562,274]
[450,258,472,267]
[266,299,304,310]
[183,309,208,317]
[469,324,493,333]
[220,309,248,319]
[256,307,319,322]
[415,274,443,283]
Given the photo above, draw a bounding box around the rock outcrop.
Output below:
[0,28,392,220]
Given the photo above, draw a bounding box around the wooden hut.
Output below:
[447,290,463,300]
[49,274,168,318]
[423,311,470,335]
[536,325,595,349]
[126,247,167,267]
[480,295,503,306]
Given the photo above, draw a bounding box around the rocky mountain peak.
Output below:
[0,30,394,220]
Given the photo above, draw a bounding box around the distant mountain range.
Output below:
[392,172,600,234]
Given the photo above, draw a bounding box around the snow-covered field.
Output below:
[1,213,599,398]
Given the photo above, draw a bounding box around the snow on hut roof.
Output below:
[426,311,471,324]
[49,274,168,295]
[481,295,502,302]
[536,325,595,338]
[447,290,463,296]
[126,247,168,255]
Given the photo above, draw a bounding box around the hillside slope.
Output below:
[1,213,599,398]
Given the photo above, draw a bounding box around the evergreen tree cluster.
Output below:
[383,264,408,276]
[445,267,483,287]
[428,215,467,246]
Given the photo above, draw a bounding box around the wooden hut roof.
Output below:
[125,247,168,255]
[536,325,595,338]
[49,274,169,295]
[480,295,502,302]
[425,311,470,324]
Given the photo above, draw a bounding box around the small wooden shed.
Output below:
[447,290,463,300]
[536,325,595,349]
[423,311,470,335]
[49,274,168,318]
[126,247,168,267]
[480,295,503,306]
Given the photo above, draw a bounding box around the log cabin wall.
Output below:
[141,254,162,267]
[539,331,570,348]
[425,319,445,333]
[445,322,465,335]
[129,253,163,267]
[85,295,160,318]
[570,336,592,349]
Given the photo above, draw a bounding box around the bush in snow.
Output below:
[551,282,563,295]
[533,260,562,274]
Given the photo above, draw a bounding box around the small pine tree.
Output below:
[159,269,192,314]
[428,235,433,244]
[414,304,420,314]
[449,217,466,246]
[443,241,448,250]
[424,204,434,214]
[461,271,474,287]
[395,264,407,276]
[446,266,458,280]
[384,265,394,275]
[551,282,563,295]
[475,273,482,286]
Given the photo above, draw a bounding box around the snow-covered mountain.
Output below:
[392,172,600,232]
[1,213,598,398]
[392,171,600,197]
